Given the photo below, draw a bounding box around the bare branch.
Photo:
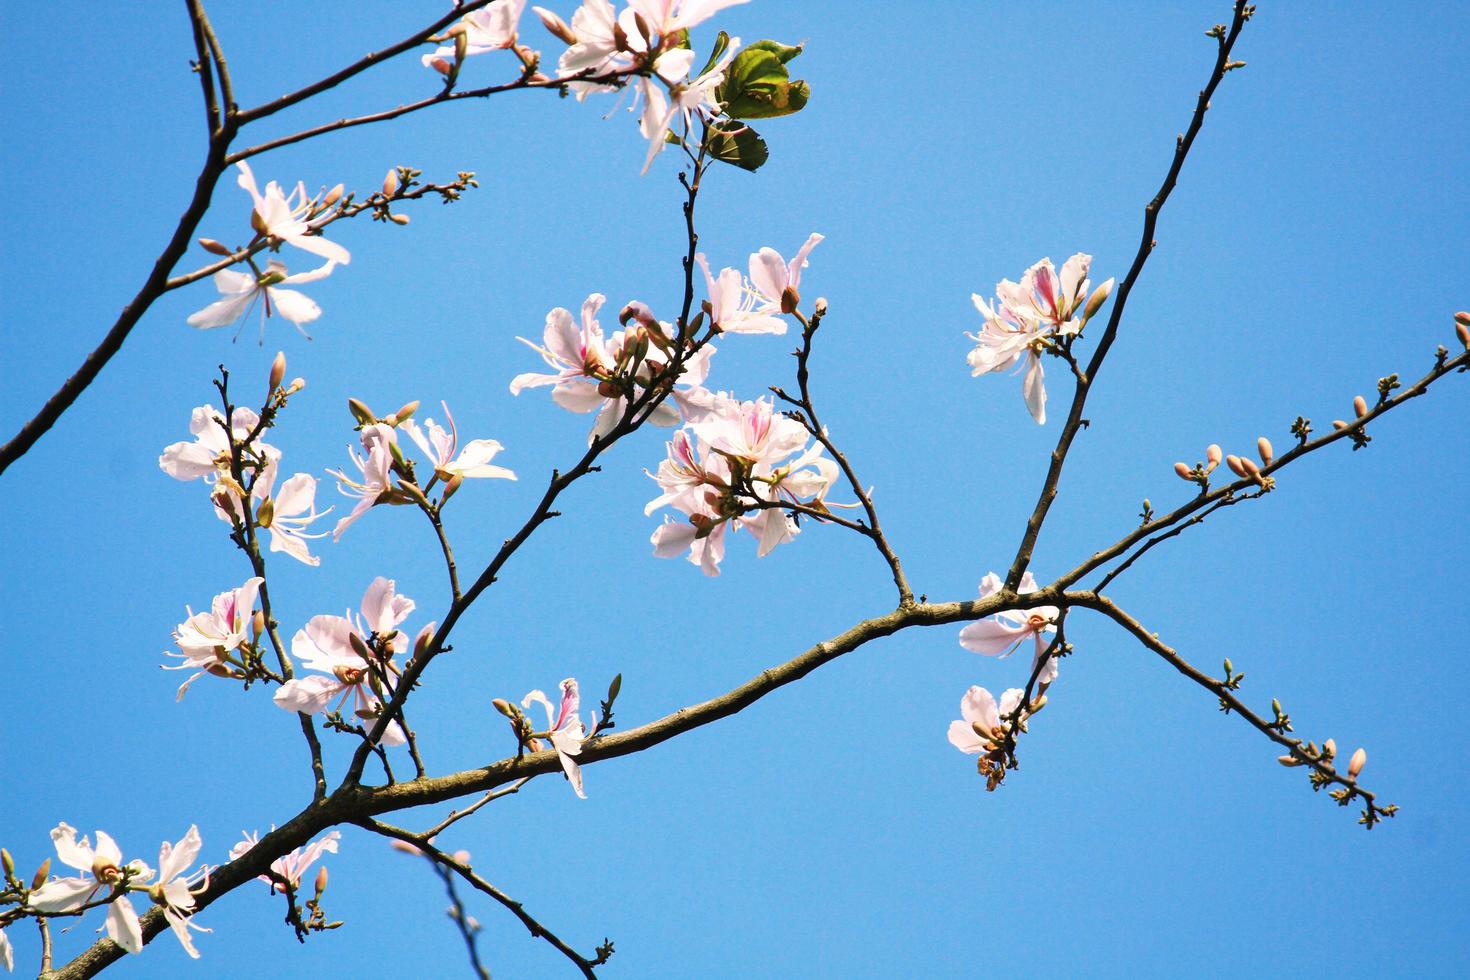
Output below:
[1004,0,1252,591]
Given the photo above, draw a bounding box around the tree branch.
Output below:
[1004,0,1252,591]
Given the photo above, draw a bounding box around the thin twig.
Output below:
[774,307,915,606]
[363,822,606,978]
[185,0,220,134]
[1004,0,1252,592]
[1060,342,1470,589]
[1067,590,1395,827]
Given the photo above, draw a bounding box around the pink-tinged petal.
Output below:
[377,717,408,747]
[164,907,203,959]
[997,688,1026,719]
[158,442,220,481]
[400,418,436,466]
[580,292,606,334]
[1032,644,1059,687]
[291,833,340,883]
[521,689,556,729]
[28,877,98,913]
[361,577,414,633]
[696,521,727,576]
[273,473,318,517]
[786,232,824,289]
[268,526,320,566]
[959,685,1001,729]
[1,926,12,972]
[287,231,351,267]
[646,402,682,428]
[958,619,1026,656]
[551,737,587,799]
[451,440,517,479]
[753,509,793,557]
[106,896,144,954]
[651,519,698,558]
[186,290,257,330]
[295,615,357,665]
[157,826,202,883]
[1028,258,1058,311]
[947,719,985,755]
[748,246,789,302]
[551,382,608,414]
[273,675,344,715]
[673,0,749,30]
[509,370,563,395]
[265,286,322,326]
[330,498,374,541]
[588,397,623,443]
[91,831,122,869]
[542,306,582,365]
[555,678,581,729]
[1058,252,1091,303]
[280,261,337,285]
[1022,353,1047,424]
[977,573,1004,600]
[235,161,265,209]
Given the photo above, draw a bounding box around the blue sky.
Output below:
[2,2,1467,977]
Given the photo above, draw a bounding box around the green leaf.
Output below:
[705,120,768,172]
[697,30,731,78]
[745,39,804,64]
[716,41,810,120]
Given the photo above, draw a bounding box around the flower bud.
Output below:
[396,480,430,507]
[383,169,400,197]
[1347,747,1367,779]
[780,285,800,314]
[1352,395,1369,418]
[287,377,307,395]
[441,473,464,503]
[1322,738,1337,761]
[534,6,577,44]
[1173,461,1193,481]
[314,865,329,896]
[1332,419,1349,430]
[1277,754,1304,767]
[491,698,516,718]
[32,859,51,891]
[323,183,345,208]
[814,297,828,317]
[414,623,436,658]
[389,212,411,226]
[252,609,266,638]
[198,237,233,256]
[1457,321,1470,350]
[1205,444,1223,471]
[388,840,421,855]
[1256,436,1273,467]
[429,56,453,76]
[393,400,420,424]
[1225,454,1249,478]
[349,631,374,661]
[1455,311,1470,327]
[1,848,14,879]
[269,351,287,394]
[1240,457,1260,477]
[348,398,377,425]
[451,849,471,865]
[1082,277,1115,320]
